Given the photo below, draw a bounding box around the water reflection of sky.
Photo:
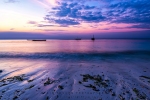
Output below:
[0,39,150,53]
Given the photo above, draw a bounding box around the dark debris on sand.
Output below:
[78,73,149,100]
[0,74,25,87]
[0,70,2,73]
[44,77,59,86]
[80,74,109,89]
[132,88,147,99]
[44,78,55,86]
[58,85,64,90]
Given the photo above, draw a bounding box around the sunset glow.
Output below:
[0,0,150,39]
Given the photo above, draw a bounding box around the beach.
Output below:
[0,40,150,100]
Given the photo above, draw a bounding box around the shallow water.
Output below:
[0,39,150,53]
[0,39,150,60]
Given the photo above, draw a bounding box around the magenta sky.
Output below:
[0,0,150,39]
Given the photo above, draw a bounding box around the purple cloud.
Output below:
[43,0,150,29]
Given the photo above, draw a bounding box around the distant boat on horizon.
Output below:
[75,37,81,40]
[30,39,46,41]
[91,35,95,40]
[75,38,81,40]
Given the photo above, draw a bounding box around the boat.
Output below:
[75,37,81,40]
[31,39,46,41]
[75,38,81,40]
[91,35,95,40]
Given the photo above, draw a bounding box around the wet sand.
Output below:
[0,57,150,100]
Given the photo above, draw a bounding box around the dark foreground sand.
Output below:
[0,58,150,100]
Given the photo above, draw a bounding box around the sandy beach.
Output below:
[0,53,150,100]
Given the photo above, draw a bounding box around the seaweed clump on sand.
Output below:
[139,75,150,83]
[58,85,64,90]
[0,70,2,73]
[44,78,55,86]
[28,79,34,82]
[13,76,24,81]
[132,88,147,99]
[0,74,25,87]
[119,94,125,100]
[140,75,150,79]
[6,75,25,81]
[79,74,110,91]
[26,85,35,90]
[13,96,18,100]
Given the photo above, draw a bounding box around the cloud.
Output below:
[27,21,37,24]
[44,2,105,26]
[27,20,74,28]
[10,28,14,30]
[27,21,56,27]
[128,24,150,29]
[51,18,80,25]
[39,29,66,32]
[0,32,51,39]
[107,0,150,24]
[43,0,150,28]
[37,24,56,27]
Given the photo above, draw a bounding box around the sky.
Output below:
[0,0,150,39]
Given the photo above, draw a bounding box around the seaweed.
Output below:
[93,87,99,91]
[119,94,125,100]
[94,75,102,82]
[84,84,92,88]
[26,85,35,90]
[80,74,110,92]
[140,76,150,79]
[0,70,2,73]
[0,74,25,83]
[112,92,116,96]
[46,96,49,100]
[58,85,64,90]
[78,81,82,84]
[83,77,88,82]
[0,84,7,87]
[138,93,146,99]
[0,96,2,99]
[13,76,24,81]
[13,96,18,100]
[84,84,99,91]
[132,88,146,99]
[133,88,139,94]
[28,79,34,82]
[44,78,54,86]
[100,82,108,87]
[29,85,35,89]
[2,90,5,93]
[105,80,109,82]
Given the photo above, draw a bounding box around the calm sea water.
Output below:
[0,39,150,60]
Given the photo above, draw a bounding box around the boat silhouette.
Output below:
[75,38,81,40]
[75,37,81,40]
[31,39,46,41]
[91,35,95,40]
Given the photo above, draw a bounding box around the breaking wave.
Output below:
[0,51,150,60]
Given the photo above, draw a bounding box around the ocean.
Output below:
[0,39,150,100]
[0,39,150,60]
